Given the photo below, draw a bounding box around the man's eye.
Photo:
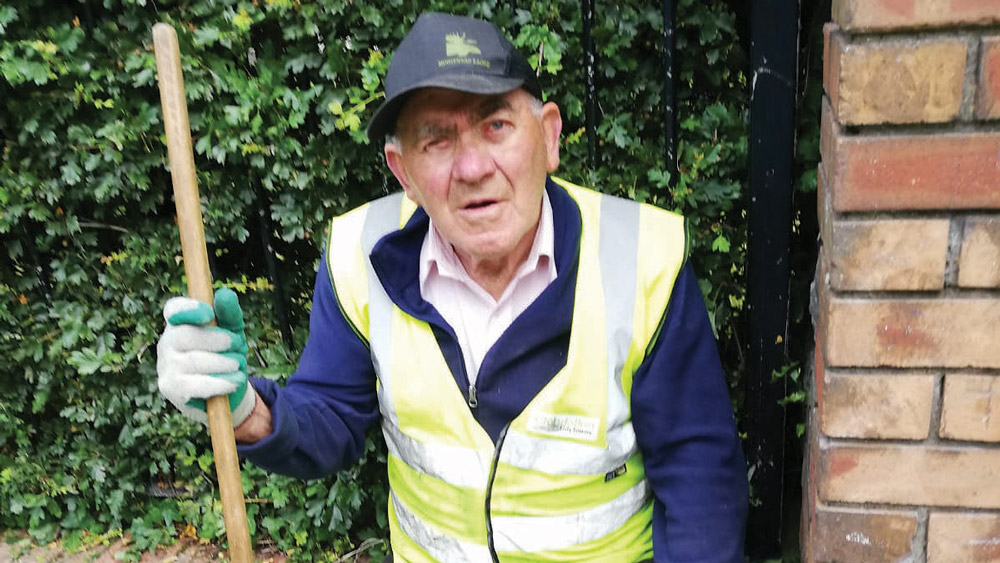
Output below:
[487,120,508,132]
[422,138,447,151]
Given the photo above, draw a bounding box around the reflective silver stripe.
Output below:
[362,193,405,426]
[599,194,639,430]
[500,193,641,475]
[391,491,493,562]
[383,420,491,489]
[360,192,406,253]
[499,423,637,475]
[492,479,651,553]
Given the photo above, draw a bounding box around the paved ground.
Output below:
[0,535,287,563]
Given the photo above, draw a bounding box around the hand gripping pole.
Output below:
[152,22,254,563]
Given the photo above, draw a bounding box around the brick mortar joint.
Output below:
[813,500,921,514]
[831,120,1000,138]
[959,35,982,122]
[819,433,1000,449]
[830,25,1000,43]
[823,367,1000,377]
[816,499,1000,517]
[943,217,967,288]
[929,373,945,443]
[824,288,1000,299]
[831,210,1000,221]
[915,507,929,563]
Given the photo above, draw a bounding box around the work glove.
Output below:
[156,287,256,426]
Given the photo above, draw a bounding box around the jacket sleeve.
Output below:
[630,262,748,562]
[236,253,380,479]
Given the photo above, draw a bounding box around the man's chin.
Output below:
[453,236,519,265]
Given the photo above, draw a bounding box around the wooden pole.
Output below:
[152,22,254,563]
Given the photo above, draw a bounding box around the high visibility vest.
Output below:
[327,178,687,562]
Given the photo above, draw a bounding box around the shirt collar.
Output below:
[419,188,556,293]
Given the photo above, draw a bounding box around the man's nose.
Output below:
[452,137,496,184]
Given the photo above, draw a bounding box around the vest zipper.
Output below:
[485,424,509,563]
[467,383,478,409]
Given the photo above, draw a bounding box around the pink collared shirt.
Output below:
[419,191,557,385]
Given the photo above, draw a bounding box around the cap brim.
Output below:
[365,74,528,142]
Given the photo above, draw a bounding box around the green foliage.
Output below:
[0,0,795,559]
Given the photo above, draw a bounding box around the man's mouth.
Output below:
[464,199,497,210]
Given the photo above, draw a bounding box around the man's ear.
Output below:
[384,141,420,205]
[540,102,563,173]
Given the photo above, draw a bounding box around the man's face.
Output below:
[384,88,562,268]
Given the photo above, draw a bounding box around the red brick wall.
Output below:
[806,1,1000,561]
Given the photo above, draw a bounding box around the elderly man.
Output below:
[157,12,748,562]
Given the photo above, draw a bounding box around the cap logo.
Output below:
[444,33,481,57]
[439,32,491,69]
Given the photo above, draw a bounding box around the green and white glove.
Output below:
[156,287,256,426]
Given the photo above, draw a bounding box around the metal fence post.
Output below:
[744,0,800,557]
[662,0,677,186]
[581,0,598,169]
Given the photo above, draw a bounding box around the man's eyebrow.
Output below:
[412,122,455,141]
[473,96,513,122]
[403,96,514,140]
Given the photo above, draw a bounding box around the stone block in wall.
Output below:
[811,504,920,563]
[834,0,1000,30]
[820,105,1000,211]
[977,36,1000,120]
[928,511,1000,562]
[823,218,950,291]
[821,373,935,439]
[822,296,1000,368]
[958,216,1000,288]
[824,28,966,125]
[941,374,1000,442]
[818,443,1000,508]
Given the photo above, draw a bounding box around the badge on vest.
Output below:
[526,412,600,441]
[605,463,628,482]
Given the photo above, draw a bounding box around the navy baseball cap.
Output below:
[365,12,542,141]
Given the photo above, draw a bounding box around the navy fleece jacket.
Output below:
[238,178,748,562]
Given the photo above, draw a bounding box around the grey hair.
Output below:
[527,95,543,116]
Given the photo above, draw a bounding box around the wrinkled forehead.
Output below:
[394,88,520,137]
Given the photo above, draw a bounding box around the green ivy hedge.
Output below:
[0,0,798,560]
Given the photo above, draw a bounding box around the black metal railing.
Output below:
[744,0,799,557]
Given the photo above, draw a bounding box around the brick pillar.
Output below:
[805,1,1000,561]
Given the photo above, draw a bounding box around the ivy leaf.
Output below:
[711,234,730,253]
[69,349,104,375]
[270,487,289,508]
[31,390,49,413]
[91,463,107,484]
[232,9,252,32]
[0,6,18,34]
[19,61,51,85]
[193,26,220,46]
[60,162,82,185]
[286,52,319,74]
[778,390,807,406]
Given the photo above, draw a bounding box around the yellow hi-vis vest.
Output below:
[327,178,686,562]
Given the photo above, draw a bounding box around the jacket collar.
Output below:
[369,176,582,322]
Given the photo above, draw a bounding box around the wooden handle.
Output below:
[152,22,254,563]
